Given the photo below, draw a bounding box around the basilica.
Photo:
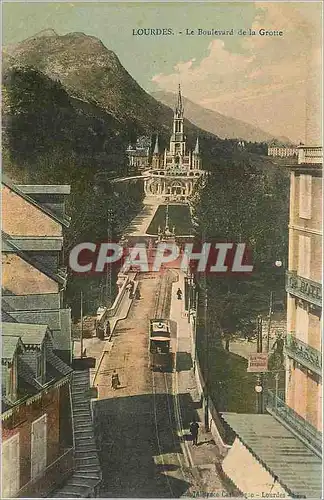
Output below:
[126,86,205,203]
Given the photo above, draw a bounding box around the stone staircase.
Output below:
[53,369,101,497]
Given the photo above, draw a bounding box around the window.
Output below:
[1,433,20,498]
[36,354,42,381]
[295,303,309,344]
[31,414,47,479]
[36,344,46,384]
[299,174,312,219]
[297,235,311,278]
[6,356,17,402]
[318,382,322,430]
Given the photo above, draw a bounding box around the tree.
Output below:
[192,157,289,339]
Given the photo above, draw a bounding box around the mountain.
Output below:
[3,31,204,141]
[2,31,281,315]
[2,30,221,316]
[151,91,290,144]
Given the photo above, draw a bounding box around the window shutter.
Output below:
[31,414,47,479]
[1,434,20,498]
[298,235,311,278]
[299,175,312,219]
[296,304,309,344]
[318,382,322,430]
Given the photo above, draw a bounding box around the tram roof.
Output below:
[150,336,170,342]
[151,320,169,332]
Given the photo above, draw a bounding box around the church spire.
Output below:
[175,84,184,117]
[153,134,159,154]
[194,136,200,154]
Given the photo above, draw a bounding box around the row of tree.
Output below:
[192,155,289,342]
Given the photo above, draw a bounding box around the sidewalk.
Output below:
[170,272,234,496]
[124,201,160,237]
[73,280,138,386]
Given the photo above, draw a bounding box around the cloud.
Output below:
[152,2,322,142]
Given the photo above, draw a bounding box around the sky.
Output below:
[3,1,323,143]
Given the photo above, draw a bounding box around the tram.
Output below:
[149,319,172,371]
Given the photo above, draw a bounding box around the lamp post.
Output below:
[266,260,284,352]
[204,284,210,431]
[255,315,264,413]
[80,290,84,359]
[106,209,114,307]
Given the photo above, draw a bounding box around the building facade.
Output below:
[284,144,322,439]
[2,178,72,364]
[1,177,75,497]
[138,86,205,202]
[268,146,298,158]
[1,323,73,498]
[126,136,151,171]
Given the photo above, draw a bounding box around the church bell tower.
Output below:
[170,85,186,158]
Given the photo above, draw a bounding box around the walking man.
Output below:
[111,370,120,390]
[104,320,111,338]
[190,420,199,445]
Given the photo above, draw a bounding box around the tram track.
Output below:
[150,270,188,495]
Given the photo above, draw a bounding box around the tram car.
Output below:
[149,319,172,371]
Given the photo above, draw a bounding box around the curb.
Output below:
[172,293,195,469]
[91,280,138,388]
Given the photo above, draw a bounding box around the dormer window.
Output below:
[5,356,18,402]
[36,343,46,385]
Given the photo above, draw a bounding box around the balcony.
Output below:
[285,333,322,376]
[286,271,322,307]
[298,145,323,165]
[266,390,322,457]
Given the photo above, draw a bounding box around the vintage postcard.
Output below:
[1,1,323,499]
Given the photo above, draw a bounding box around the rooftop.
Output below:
[2,335,24,360]
[16,185,71,195]
[2,237,63,251]
[2,322,49,346]
[222,412,322,499]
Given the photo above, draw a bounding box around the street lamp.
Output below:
[256,315,264,413]
[266,259,285,352]
[204,284,209,431]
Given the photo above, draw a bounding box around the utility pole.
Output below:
[266,291,274,352]
[106,209,114,307]
[256,315,263,413]
[80,290,84,359]
[202,234,210,431]
[204,284,209,431]
[274,372,280,410]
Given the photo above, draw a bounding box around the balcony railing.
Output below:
[285,333,322,376]
[266,390,322,456]
[286,271,322,307]
[298,145,323,165]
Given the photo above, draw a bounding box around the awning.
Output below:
[222,413,322,499]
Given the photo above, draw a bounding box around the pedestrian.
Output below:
[97,324,105,340]
[176,288,182,300]
[190,420,199,445]
[104,320,111,338]
[129,280,135,298]
[272,334,284,364]
[111,370,120,390]
[135,287,141,300]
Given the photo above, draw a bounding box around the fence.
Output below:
[266,389,322,456]
[194,353,233,458]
